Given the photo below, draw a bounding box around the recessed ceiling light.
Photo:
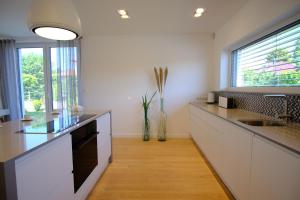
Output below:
[194,7,205,18]
[196,8,205,14]
[117,9,130,19]
[118,10,127,15]
[194,13,202,18]
[121,15,130,19]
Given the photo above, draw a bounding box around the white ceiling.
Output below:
[0,0,248,38]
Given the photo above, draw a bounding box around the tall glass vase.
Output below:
[158,97,167,141]
[143,112,150,141]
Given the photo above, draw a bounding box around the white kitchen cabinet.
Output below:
[189,104,300,200]
[250,136,300,200]
[190,117,205,150]
[189,105,252,200]
[97,112,112,171]
[15,134,74,200]
[221,122,252,200]
[189,106,224,174]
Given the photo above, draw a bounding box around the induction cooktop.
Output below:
[16,114,96,134]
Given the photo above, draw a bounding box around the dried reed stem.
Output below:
[159,67,163,93]
[154,67,161,93]
[154,66,168,96]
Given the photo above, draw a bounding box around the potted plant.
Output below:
[154,66,168,141]
[142,91,157,141]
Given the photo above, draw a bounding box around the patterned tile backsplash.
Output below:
[214,91,300,123]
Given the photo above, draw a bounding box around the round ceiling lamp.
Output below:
[27,0,82,40]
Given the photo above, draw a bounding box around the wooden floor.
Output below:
[87,138,230,200]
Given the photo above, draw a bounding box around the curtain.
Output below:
[0,40,22,120]
[54,39,81,111]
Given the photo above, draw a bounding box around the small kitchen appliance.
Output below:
[218,96,236,109]
[207,92,215,103]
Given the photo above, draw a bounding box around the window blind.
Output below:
[232,20,300,87]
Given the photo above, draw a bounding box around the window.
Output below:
[231,20,300,87]
[17,42,80,121]
[18,47,47,122]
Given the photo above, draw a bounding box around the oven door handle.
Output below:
[75,133,98,150]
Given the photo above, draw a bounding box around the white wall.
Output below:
[81,34,212,137]
[212,0,300,92]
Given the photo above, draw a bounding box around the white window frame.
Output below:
[16,42,58,114]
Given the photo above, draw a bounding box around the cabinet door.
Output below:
[189,117,203,148]
[222,124,252,200]
[189,105,252,200]
[97,112,112,171]
[15,134,74,200]
[189,105,224,174]
[250,136,300,200]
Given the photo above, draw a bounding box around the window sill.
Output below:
[224,87,300,95]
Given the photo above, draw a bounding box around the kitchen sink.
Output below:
[238,119,286,126]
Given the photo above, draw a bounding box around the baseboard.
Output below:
[112,132,191,139]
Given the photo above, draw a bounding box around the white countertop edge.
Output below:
[1,110,111,163]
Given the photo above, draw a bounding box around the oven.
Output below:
[71,120,98,192]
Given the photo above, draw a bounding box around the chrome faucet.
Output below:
[263,94,292,123]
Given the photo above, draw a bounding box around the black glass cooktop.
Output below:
[17,114,96,134]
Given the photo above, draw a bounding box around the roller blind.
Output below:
[231,20,300,87]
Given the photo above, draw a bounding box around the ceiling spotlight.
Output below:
[118,10,127,15]
[121,15,130,19]
[117,9,130,19]
[194,7,205,18]
[196,8,205,14]
[194,13,202,18]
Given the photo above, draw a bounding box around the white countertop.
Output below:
[0,110,110,163]
[190,101,300,155]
